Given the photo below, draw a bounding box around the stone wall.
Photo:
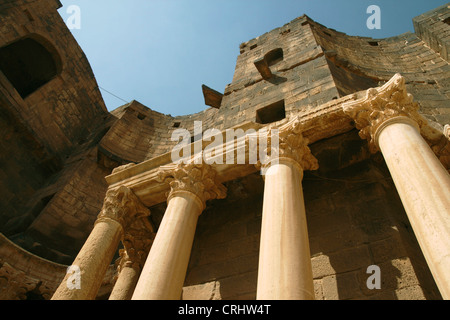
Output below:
[0,0,120,264]
[0,0,108,155]
[414,3,450,63]
[308,16,450,125]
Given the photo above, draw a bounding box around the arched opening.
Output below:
[0,36,61,98]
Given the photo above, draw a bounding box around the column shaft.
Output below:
[52,219,122,300]
[109,265,140,300]
[377,120,450,299]
[132,192,202,300]
[257,159,314,300]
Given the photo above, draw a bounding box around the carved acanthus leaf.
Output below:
[97,186,150,231]
[116,217,155,272]
[258,116,319,171]
[343,73,427,153]
[158,162,227,206]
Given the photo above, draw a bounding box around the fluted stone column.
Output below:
[256,120,319,300]
[52,186,150,300]
[132,162,226,300]
[109,218,155,300]
[344,74,450,299]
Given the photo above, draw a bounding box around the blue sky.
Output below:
[58,0,448,116]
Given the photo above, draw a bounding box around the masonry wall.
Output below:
[413,3,450,63]
[0,0,108,155]
[308,17,450,125]
[0,0,112,263]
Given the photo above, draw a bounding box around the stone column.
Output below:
[109,217,155,300]
[343,73,450,299]
[52,186,150,300]
[131,162,227,300]
[256,120,319,300]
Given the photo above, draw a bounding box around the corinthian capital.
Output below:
[343,73,427,153]
[116,219,155,273]
[259,117,319,172]
[96,186,150,232]
[158,162,227,209]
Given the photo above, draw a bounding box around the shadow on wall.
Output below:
[303,131,442,300]
[182,174,264,300]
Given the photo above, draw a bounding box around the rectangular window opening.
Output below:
[256,100,286,124]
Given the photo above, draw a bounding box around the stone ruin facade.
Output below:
[1,0,449,300]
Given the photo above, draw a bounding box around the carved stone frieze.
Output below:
[342,73,427,153]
